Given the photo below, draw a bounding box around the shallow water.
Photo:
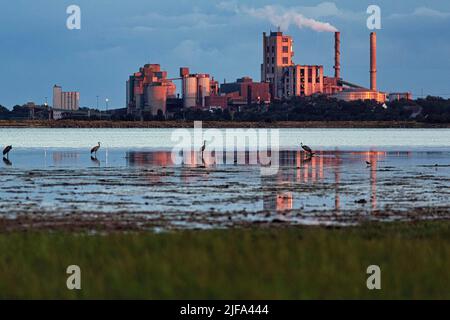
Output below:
[0,128,449,150]
[0,132,449,229]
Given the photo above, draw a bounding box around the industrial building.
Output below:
[388,92,413,102]
[126,64,176,116]
[220,77,271,106]
[125,29,411,116]
[283,65,324,97]
[261,30,400,104]
[261,31,326,99]
[52,85,80,111]
[261,31,294,99]
[330,32,387,104]
[180,68,215,109]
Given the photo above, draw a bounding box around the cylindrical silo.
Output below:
[146,85,167,115]
[197,74,210,107]
[183,76,197,109]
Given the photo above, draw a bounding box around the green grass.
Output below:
[0,221,449,299]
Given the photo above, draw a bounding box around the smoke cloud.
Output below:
[242,5,338,33]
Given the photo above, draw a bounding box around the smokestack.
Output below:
[370,32,377,91]
[334,32,341,79]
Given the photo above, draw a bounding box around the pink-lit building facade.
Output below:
[261,30,394,104]
[261,31,325,99]
[261,31,294,99]
[220,77,271,105]
[127,64,176,115]
[283,65,324,97]
[125,30,409,114]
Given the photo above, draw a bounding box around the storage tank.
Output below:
[183,76,197,109]
[146,85,167,115]
[166,82,177,98]
[197,74,211,107]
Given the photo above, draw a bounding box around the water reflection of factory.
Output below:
[125,150,413,213]
[52,151,80,164]
[262,150,389,213]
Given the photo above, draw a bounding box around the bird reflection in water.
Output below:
[2,157,12,166]
[90,156,100,166]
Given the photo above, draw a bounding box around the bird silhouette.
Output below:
[91,142,101,157]
[200,140,206,158]
[3,145,12,159]
[300,142,314,156]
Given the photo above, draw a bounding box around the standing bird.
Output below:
[200,140,206,158]
[300,142,314,156]
[3,145,12,159]
[366,161,372,167]
[91,142,101,157]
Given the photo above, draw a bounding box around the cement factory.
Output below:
[126,30,412,116]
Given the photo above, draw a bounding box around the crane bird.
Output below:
[200,140,206,158]
[3,145,12,159]
[91,142,101,157]
[300,142,314,156]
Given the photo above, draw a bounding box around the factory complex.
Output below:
[125,30,412,117]
[126,31,412,115]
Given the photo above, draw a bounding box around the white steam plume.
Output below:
[242,5,338,33]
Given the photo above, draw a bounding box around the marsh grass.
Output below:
[0,221,449,299]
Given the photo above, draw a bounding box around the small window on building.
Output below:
[272,46,275,53]
[282,57,289,64]
[272,57,275,64]
[282,46,289,53]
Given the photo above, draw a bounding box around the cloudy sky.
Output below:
[1,0,450,108]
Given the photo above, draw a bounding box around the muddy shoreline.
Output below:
[0,207,449,232]
[1,120,449,129]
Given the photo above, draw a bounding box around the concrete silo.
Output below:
[146,85,167,116]
[183,75,198,109]
[197,74,211,107]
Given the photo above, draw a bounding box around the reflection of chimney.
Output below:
[370,32,377,91]
[334,32,341,79]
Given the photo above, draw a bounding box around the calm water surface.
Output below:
[0,128,449,229]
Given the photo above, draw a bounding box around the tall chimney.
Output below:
[370,32,377,91]
[334,32,341,79]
